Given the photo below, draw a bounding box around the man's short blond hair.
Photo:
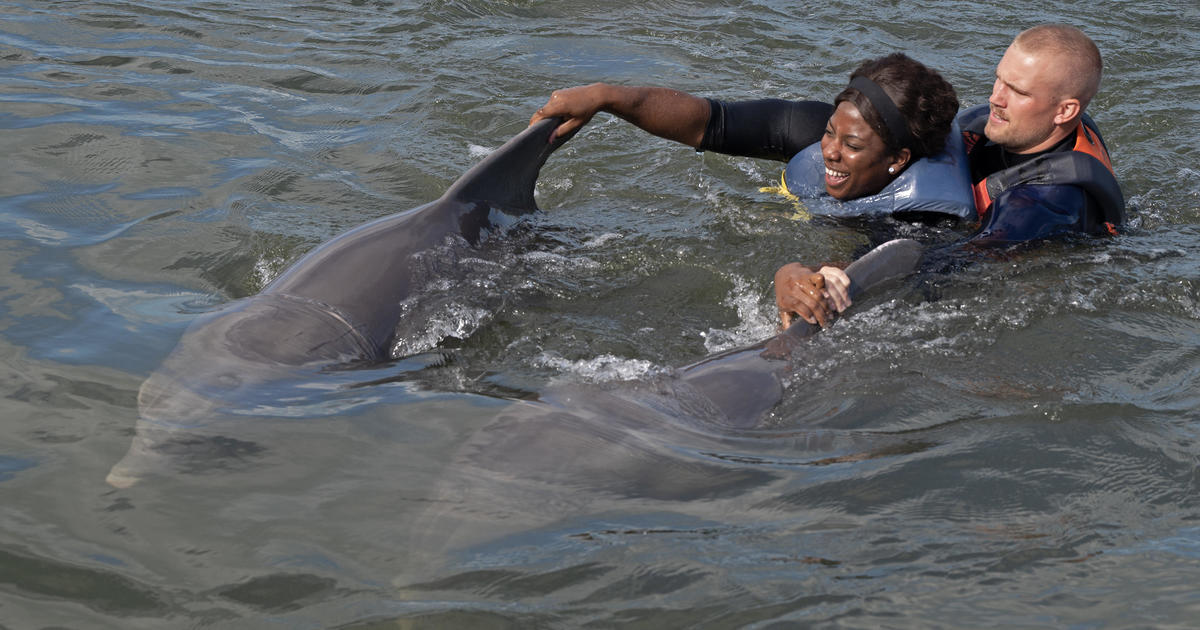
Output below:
[1013,24,1103,108]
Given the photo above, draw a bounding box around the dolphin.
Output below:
[107,114,925,489]
[528,237,926,433]
[403,238,926,565]
[107,118,571,487]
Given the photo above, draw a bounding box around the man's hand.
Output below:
[817,266,851,313]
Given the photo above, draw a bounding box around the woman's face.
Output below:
[820,101,907,200]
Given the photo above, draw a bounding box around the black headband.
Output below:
[848,75,913,151]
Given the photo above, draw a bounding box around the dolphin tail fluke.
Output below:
[441,117,568,213]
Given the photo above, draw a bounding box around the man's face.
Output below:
[984,43,1065,154]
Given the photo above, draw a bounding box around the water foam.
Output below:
[702,274,777,354]
[534,352,666,383]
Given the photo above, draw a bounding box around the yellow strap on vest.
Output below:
[759,170,811,222]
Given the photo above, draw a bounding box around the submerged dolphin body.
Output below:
[407,240,926,564]
[108,119,570,487]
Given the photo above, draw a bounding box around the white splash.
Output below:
[702,274,777,354]
[535,352,665,383]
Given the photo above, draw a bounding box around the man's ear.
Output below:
[1054,98,1082,126]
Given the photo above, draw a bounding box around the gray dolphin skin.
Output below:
[675,237,924,428]
[409,239,926,562]
[108,115,925,488]
[107,118,570,487]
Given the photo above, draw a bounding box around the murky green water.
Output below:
[1,1,1198,627]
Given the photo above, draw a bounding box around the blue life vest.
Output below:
[780,121,975,220]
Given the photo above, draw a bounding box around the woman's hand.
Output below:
[530,84,608,142]
[774,263,852,328]
[531,83,710,147]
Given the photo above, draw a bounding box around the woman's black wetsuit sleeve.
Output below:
[698,98,834,163]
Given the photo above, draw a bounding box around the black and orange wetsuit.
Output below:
[957,104,1124,244]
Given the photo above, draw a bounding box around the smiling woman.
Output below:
[821,53,960,200]
[820,102,903,200]
[533,53,972,221]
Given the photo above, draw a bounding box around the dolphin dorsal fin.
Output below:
[441,117,568,214]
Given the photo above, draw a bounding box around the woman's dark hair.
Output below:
[834,53,959,159]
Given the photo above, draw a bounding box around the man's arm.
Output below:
[969,184,1101,245]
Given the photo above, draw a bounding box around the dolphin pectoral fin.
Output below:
[679,366,784,429]
[773,238,924,345]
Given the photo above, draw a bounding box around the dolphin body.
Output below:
[405,240,926,566]
[674,236,924,427]
[108,116,925,488]
[529,237,925,433]
[107,118,571,487]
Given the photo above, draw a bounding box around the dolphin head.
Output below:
[108,294,379,487]
[105,350,287,488]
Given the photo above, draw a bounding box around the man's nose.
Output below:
[989,79,1006,106]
